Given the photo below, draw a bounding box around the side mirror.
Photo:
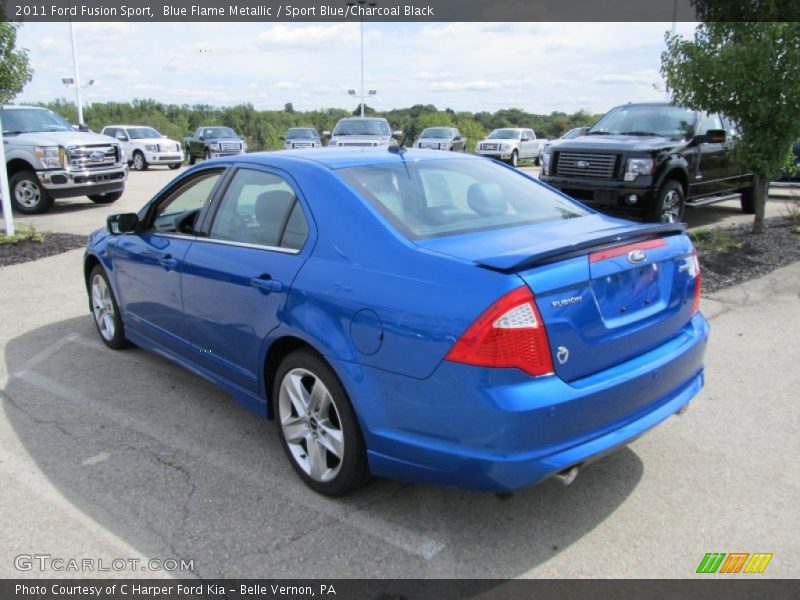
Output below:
[521,136,532,142]
[162,134,168,138]
[694,129,726,145]
[392,130,403,140]
[107,213,139,235]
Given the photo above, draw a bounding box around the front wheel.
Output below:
[89,265,129,350]
[132,151,148,171]
[9,170,53,214]
[169,163,181,170]
[186,149,196,165]
[89,191,123,204]
[204,150,211,161]
[535,155,541,166]
[274,349,369,496]
[650,180,685,223]
[508,150,519,168]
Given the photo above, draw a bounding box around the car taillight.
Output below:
[445,286,554,377]
[691,251,701,315]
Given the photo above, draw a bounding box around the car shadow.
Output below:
[3,316,644,578]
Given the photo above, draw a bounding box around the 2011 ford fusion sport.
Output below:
[84,149,708,496]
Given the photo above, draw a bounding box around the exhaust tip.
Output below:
[554,466,580,486]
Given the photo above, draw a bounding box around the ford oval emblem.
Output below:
[576,160,590,168]
[89,151,105,161]
[628,249,647,264]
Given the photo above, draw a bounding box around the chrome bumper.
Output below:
[38,164,128,191]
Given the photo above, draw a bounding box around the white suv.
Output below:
[101,125,182,171]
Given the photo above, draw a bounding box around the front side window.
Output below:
[339,158,587,239]
[209,169,308,250]
[150,170,222,233]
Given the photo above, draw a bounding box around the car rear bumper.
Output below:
[339,312,708,491]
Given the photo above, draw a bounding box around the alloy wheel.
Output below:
[91,274,116,341]
[14,179,41,209]
[278,368,345,483]
[661,190,682,223]
[133,153,145,170]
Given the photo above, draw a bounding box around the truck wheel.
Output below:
[9,170,53,214]
[740,186,756,214]
[651,180,685,223]
[132,151,148,171]
[169,163,181,170]
[186,149,195,165]
[204,149,211,161]
[535,156,541,166]
[89,191,123,204]
[508,150,518,168]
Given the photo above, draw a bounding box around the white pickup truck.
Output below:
[2,105,127,214]
[475,127,548,167]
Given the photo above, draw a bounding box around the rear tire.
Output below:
[650,180,685,223]
[89,191,123,204]
[740,186,756,214]
[274,349,369,496]
[9,170,53,214]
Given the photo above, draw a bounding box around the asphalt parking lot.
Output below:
[1,163,798,579]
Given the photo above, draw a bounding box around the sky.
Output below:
[15,21,698,115]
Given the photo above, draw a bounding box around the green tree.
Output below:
[661,14,800,233]
[0,20,33,103]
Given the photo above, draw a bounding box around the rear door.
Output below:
[518,233,699,382]
[180,165,313,391]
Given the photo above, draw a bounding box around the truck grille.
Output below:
[158,142,179,152]
[554,152,618,179]
[291,142,314,148]
[219,141,242,152]
[66,144,119,169]
[480,143,501,151]
[340,142,378,147]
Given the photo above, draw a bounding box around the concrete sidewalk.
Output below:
[0,248,798,578]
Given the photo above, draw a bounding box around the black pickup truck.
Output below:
[540,102,755,223]
[184,126,246,164]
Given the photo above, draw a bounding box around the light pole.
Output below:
[347,0,377,118]
[68,21,85,125]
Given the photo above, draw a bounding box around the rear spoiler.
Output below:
[477,222,686,272]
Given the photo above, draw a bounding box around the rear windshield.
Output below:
[338,158,587,239]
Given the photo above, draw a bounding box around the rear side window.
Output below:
[209,168,308,250]
[338,158,587,239]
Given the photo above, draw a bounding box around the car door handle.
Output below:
[250,274,284,293]
[158,254,178,271]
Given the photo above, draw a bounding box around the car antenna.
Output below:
[389,129,411,155]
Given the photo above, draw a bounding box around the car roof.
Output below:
[103,125,157,129]
[224,148,483,170]
[1,105,49,110]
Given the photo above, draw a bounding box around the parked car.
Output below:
[2,105,127,214]
[413,127,467,152]
[540,102,755,223]
[86,149,708,496]
[101,125,182,171]
[282,127,322,149]
[184,126,246,164]
[538,126,588,163]
[476,128,547,167]
[324,117,401,148]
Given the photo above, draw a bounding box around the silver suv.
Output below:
[2,105,127,214]
[475,128,547,167]
[325,117,401,148]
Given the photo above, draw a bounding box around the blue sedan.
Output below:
[84,149,708,496]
